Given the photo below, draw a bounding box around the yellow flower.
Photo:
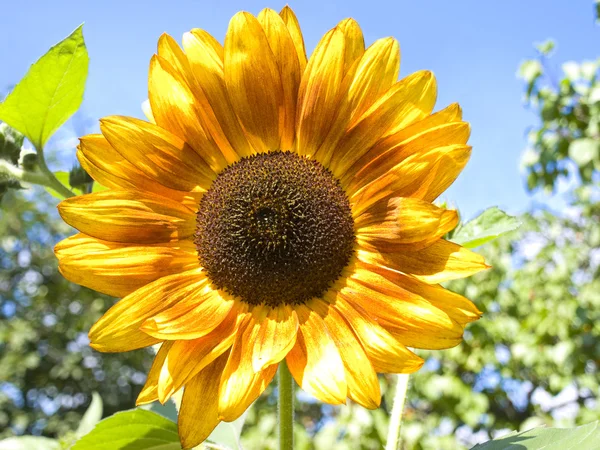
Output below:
[55,7,487,448]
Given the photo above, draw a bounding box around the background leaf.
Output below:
[471,421,600,450]
[0,25,88,150]
[72,409,180,450]
[75,392,103,438]
[451,207,521,248]
[0,437,60,450]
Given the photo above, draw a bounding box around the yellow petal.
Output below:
[309,298,380,409]
[314,37,400,167]
[356,197,459,246]
[420,148,472,202]
[257,8,302,150]
[178,353,228,449]
[100,116,215,192]
[330,292,424,373]
[88,268,204,352]
[251,305,299,372]
[55,233,198,298]
[157,308,244,403]
[183,29,255,157]
[337,18,365,74]
[157,33,241,164]
[136,341,173,405]
[330,70,437,176]
[141,284,235,340]
[295,27,345,157]
[279,6,307,70]
[57,190,196,244]
[218,314,278,421]
[285,304,347,404]
[149,55,229,172]
[224,12,285,152]
[77,135,199,208]
[343,268,466,350]
[357,239,489,284]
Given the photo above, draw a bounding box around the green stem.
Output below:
[35,145,76,198]
[278,360,294,450]
[385,374,410,450]
[0,159,53,187]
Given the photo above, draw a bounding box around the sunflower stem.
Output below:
[385,374,410,450]
[278,360,294,450]
[35,145,76,198]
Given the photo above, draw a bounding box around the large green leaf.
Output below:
[0,437,60,450]
[72,409,181,450]
[0,25,88,150]
[471,421,600,450]
[76,392,103,438]
[452,207,521,248]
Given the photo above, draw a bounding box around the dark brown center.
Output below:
[195,151,355,306]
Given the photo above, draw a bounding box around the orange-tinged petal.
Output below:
[141,284,235,340]
[149,55,229,172]
[158,307,245,403]
[279,6,307,70]
[330,70,437,176]
[252,305,299,372]
[346,120,470,191]
[77,135,199,208]
[356,239,489,284]
[88,268,204,352]
[100,116,215,192]
[331,292,424,373]
[286,305,347,404]
[55,233,198,298]
[420,148,472,202]
[337,18,365,74]
[224,12,284,152]
[295,27,345,157]
[364,262,482,325]
[218,314,278,421]
[183,30,255,157]
[343,269,466,350]
[136,341,173,405]
[57,190,196,244]
[356,197,459,247]
[350,144,472,216]
[178,353,228,449]
[257,8,302,149]
[309,298,380,409]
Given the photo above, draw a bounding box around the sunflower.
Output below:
[55,6,487,448]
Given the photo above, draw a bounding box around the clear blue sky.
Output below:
[1,0,598,219]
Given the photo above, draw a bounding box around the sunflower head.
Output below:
[55,6,487,448]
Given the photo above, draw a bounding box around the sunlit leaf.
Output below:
[72,409,180,450]
[569,138,599,166]
[452,207,521,248]
[0,25,88,150]
[471,421,600,450]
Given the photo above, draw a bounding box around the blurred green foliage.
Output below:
[0,190,153,439]
[518,42,600,192]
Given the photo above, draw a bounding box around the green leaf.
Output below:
[44,171,71,199]
[76,392,103,438]
[205,410,249,450]
[452,207,521,248]
[72,409,181,450]
[0,25,89,150]
[0,437,60,450]
[569,138,599,166]
[471,421,600,450]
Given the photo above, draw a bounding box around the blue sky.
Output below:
[1,0,598,219]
